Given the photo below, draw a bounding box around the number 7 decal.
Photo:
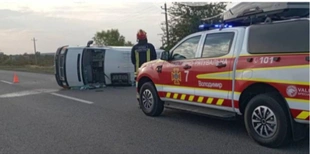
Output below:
[184,70,189,82]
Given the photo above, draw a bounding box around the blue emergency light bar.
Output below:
[198,23,233,31]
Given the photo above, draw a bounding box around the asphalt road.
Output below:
[0,70,308,154]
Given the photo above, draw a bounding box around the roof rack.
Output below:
[199,2,309,31]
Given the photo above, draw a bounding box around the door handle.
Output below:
[216,62,226,68]
[183,64,192,70]
[156,65,163,73]
[306,56,309,62]
[273,57,281,62]
[77,54,81,82]
[246,58,253,62]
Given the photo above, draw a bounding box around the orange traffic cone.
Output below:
[13,73,19,83]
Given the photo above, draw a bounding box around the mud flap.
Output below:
[291,120,309,141]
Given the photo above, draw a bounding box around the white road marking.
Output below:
[1,80,13,85]
[50,93,94,104]
[0,89,59,98]
[0,88,93,105]
[0,90,41,98]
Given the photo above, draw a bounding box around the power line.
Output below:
[99,6,161,42]
[151,2,164,11]
[107,5,159,28]
[92,4,164,46]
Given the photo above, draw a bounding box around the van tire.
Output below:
[244,93,291,148]
[139,82,164,116]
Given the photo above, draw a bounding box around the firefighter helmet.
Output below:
[137,29,147,40]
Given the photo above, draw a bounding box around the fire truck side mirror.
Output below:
[160,51,170,61]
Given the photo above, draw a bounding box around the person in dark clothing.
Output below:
[131,29,157,79]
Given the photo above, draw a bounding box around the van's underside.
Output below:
[82,48,106,85]
[55,47,133,89]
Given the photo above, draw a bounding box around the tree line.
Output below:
[0,53,54,66]
[161,2,228,50]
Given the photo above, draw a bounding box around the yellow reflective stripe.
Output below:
[146,49,150,61]
[197,96,204,103]
[216,99,224,105]
[206,98,213,104]
[162,92,230,108]
[135,51,139,71]
[166,92,171,98]
[188,95,194,101]
[173,93,178,99]
[296,111,310,119]
[180,94,186,100]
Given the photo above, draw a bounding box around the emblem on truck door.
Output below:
[286,85,298,97]
[171,68,181,85]
[156,65,163,73]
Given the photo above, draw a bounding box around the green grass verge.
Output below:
[0,65,54,74]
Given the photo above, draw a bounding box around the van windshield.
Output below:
[247,19,309,54]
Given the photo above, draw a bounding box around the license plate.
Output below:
[111,73,129,85]
[111,74,128,81]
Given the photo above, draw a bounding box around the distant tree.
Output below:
[159,46,165,50]
[124,41,133,46]
[161,2,228,50]
[93,29,133,46]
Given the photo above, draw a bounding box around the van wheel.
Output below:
[244,93,291,148]
[139,82,164,116]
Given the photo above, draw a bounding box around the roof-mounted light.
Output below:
[198,23,233,31]
[199,24,206,30]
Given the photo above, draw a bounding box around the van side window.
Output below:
[201,32,234,58]
[171,35,201,60]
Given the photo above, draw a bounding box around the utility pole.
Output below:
[31,37,38,65]
[157,33,164,48]
[161,3,170,47]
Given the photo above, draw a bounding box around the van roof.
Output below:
[66,46,164,51]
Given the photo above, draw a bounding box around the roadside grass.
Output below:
[0,65,54,74]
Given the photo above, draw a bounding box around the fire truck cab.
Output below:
[136,2,309,148]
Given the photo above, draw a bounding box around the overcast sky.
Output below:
[0,0,237,54]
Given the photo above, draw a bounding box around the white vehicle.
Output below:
[54,42,163,88]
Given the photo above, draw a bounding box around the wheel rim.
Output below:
[251,106,277,138]
[141,89,154,112]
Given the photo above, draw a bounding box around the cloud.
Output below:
[0,2,164,54]
[0,1,238,54]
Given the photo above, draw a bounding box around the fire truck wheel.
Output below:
[139,82,164,117]
[244,93,291,148]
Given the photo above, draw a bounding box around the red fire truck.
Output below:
[135,2,309,148]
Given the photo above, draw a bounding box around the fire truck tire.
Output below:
[139,82,164,117]
[244,93,291,148]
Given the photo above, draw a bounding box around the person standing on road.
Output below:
[131,29,157,80]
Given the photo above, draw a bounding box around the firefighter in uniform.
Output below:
[131,29,157,80]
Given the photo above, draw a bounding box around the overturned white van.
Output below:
[54,43,163,89]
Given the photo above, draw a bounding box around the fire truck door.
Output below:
[194,32,236,111]
[161,35,202,99]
